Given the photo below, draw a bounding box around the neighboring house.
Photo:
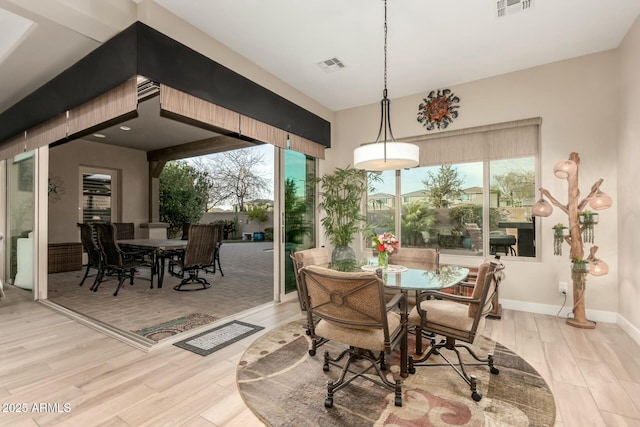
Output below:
[401,189,429,204]
[367,192,395,209]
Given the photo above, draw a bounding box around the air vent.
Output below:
[317,57,346,73]
[497,0,534,17]
[137,79,159,101]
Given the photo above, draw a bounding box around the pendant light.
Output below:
[353,0,419,171]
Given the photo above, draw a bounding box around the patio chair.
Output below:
[113,222,135,240]
[291,247,330,355]
[171,224,219,291]
[77,223,103,288]
[93,223,148,296]
[300,265,405,408]
[407,260,501,401]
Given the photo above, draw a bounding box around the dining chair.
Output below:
[171,224,218,291]
[407,260,501,401]
[113,222,135,240]
[388,247,440,304]
[77,223,103,288]
[291,247,330,355]
[93,223,148,296]
[300,264,405,408]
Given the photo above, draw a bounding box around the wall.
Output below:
[48,139,149,243]
[331,51,620,319]
[617,15,640,334]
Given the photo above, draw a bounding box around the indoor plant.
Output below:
[317,166,373,263]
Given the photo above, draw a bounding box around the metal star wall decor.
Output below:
[417,89,460,130]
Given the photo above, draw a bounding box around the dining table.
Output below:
[118,239,187,288]
[352,260,469,378]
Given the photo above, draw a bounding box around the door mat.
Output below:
[132,313,217,342]
[173,320,264,356]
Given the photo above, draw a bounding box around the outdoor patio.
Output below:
[45,241,275,345]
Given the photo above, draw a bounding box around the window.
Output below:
[79,167,119,225]
[365,118,540,258]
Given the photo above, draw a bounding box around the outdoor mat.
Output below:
[174,320,264,356]
[133,313,216,342]
[237,319,556,427]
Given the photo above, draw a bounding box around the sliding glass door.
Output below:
[282,149,317,295]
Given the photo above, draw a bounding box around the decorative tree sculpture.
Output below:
[532,152,612,329]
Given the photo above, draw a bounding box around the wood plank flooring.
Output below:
[2,286,640,426]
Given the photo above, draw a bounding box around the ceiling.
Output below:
[1,0,639,151]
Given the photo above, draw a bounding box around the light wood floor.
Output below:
[2,286,640,427]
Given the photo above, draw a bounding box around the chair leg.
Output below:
[79,264,92,287]
[90,268,105,292]
[173,269,211,291]
[113,272,127,297]
[411,336,497,402]
[322,348,402,408]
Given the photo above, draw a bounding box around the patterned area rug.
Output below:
[133,313,216,342]
[174,320,264,356]
[237,320,556,427]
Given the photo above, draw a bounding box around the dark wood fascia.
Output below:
[0,22,331,149]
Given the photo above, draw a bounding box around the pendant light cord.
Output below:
[376,0,394,147]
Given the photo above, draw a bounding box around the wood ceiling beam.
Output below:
[147,134,255,164]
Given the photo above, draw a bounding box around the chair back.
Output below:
[181,223,191,240]
[389,247,439,271]
[468,261,499,329]
[183,224,218,268]
[94,223,124,268]
[77,223,100,267]
[301,265,393,345]
[291,247,330,312]
[113,222,135,240]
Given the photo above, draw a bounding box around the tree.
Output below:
[422,165,464,208]
[491,170,535,207]
[401,200,436,247]
[192,148,271,212]
[159,161,210,238]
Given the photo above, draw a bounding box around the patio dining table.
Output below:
[118,239,187,288]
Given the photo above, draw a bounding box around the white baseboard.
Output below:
[501,298,618,324]
[616,314,640,346]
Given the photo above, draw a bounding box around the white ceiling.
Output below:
[0,0,639,146]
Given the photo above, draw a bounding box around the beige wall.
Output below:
[617,15,640,333]
[331,50,620,319]
[48,139,149,244]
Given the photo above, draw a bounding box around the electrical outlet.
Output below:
[559,281,568,294]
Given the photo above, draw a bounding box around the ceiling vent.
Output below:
[317,57,346,73]
[137,78,159,101]
[497,0,535,17]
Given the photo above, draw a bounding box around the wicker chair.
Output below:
[77,223,103,288]
[113,222,135,240]
[171,224,219,291]
[407,261,501,401]
[93,223,147,296]
[291,247,330,355]
[300,265,406,408]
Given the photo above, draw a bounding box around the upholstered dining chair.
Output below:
[77,223,103,288]
[407,260,500,401]
[171,224,219,291]
[93,223,147,296]
[291,247,330,355]
[388,247,440,304]
[301,265,405,408]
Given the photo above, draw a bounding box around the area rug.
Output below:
[174,320,264,356]
[237,319,556,427]
[132,313,216,342]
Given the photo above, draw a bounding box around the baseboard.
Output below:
[616,314,640,346]
[500,298,618,324]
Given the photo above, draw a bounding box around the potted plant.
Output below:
[317,166,373,263]
[247,204,269,241]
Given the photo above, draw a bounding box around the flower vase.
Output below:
[378,251,389,269]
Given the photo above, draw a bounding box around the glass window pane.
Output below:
[366,170,395,247]
[489,157,536,257]
[401,163,483,256]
